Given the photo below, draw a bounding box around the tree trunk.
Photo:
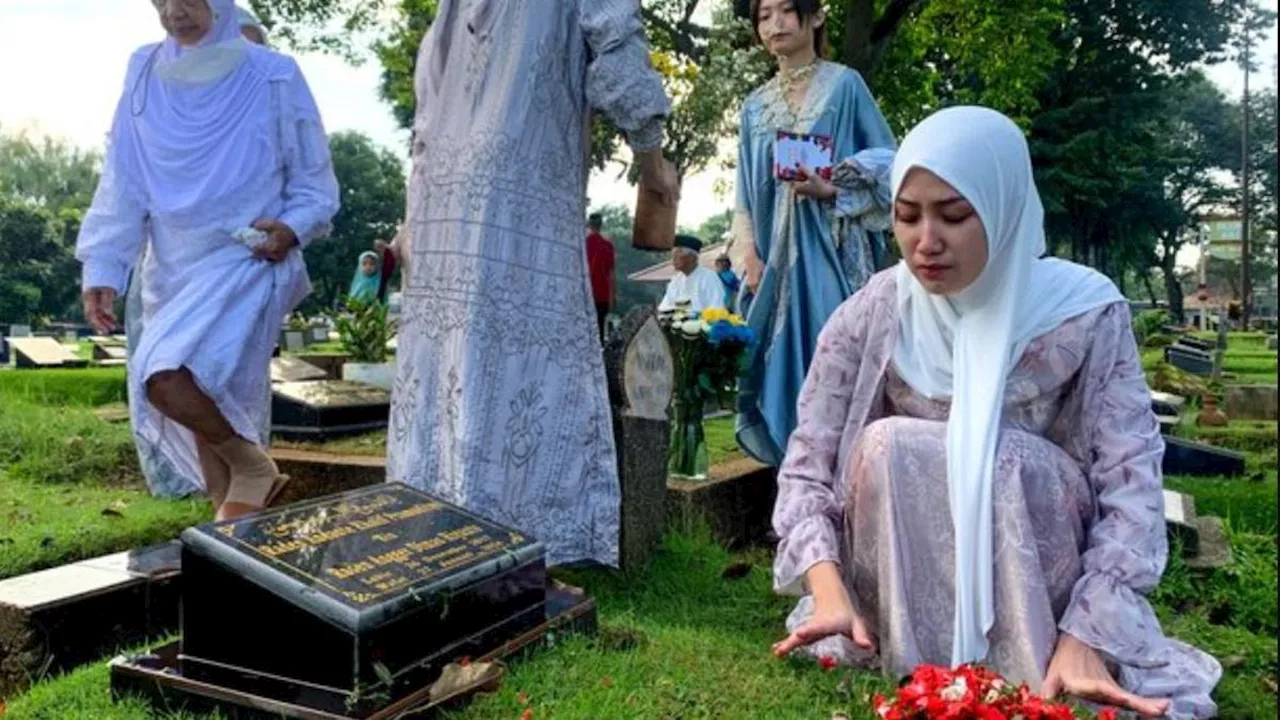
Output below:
[841,0,876,75]
[1161,258,1185,323]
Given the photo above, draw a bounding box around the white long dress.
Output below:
[76,29,339,497]
[387,0,670,566]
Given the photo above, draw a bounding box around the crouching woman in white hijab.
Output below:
[769,106,1219,718]
[77,0,339,521]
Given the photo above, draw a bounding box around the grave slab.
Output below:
[605,308,673,570]
[178,483,548,717]
[110,584,595,720]
[1185,516,1234,569]
[1224,385,1278,421]
[294,353,347,380]
[280,330,307,353]
[1165,346,1214,376]
[1176,336,1213,353]
[0,542,181,697]
[1162,489,1199,555]
[1162,435,1246,477]
[271,380,390,441]
[8,336,89,369]
[271,356,328,384]
[93,343,128,361]
[1150,391,1186,418]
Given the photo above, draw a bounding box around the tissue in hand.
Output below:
[233,228,269,249]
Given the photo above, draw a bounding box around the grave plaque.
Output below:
[1165,346,1213,376]
[271,380,390,440]
[93,343,128,362]
[621,314,675,422]
[1176,336,1213,353]
[271,355,329,384]
[605,308,674,569]
[1162,435,1246,477]
[281,329,307,353]
[180,483,546,716]
[9,336,88,369]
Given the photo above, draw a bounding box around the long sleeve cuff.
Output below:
[278,209,332,250]
[626,117,664,152]
[81,257,131,295]
[773,514,842,596]
[1058,571,1173,669]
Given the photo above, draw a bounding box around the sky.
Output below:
[0,0,1275,237]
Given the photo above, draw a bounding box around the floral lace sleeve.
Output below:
[581,0,671,151]
[772,292,869,596]
[1057,302,1172,667]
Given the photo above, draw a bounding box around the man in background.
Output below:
[586,213,615,341]
[659,235,724,313]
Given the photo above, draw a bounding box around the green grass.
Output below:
[0,367,1275,718]
[0,367,127,406]
[0,470,210,581]
[705,415,743,466]
[3,532,900,720]
[0,370,206,581]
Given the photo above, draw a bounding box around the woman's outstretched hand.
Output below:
[1042,633,1170,718]
[772,561,876,658]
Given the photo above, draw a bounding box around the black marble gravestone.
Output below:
[179,484,547,716]
[271,380,390,440]
[1162,435,1246,477]
[1165,345,1214,376]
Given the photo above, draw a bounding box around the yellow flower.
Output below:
[727,313,747,327]
[701,308,730,324]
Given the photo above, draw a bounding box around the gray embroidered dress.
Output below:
[387,0,669,567]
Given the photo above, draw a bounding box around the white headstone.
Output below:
[622,316,674,422]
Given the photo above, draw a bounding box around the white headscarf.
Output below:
[119,0,277,220]
[889,107,1123,666]
[153,0,248,84]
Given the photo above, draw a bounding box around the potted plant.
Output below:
[332,298,396,391]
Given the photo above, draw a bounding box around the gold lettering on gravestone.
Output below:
[234,493,520,604]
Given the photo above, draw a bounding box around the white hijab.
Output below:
[120,0,276,219]
[889,107,1123,666]
[154,0,249,84]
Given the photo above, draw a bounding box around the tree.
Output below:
[0,131,101,324]
[299,131,406,314]
[1029,0,1243,286]
[263,0,1061,181]
[0,199,68,325]
[0,130,101,211]
[1136,72,1236,320]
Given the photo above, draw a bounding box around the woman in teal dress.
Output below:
[733,0,897,466]
[348,251,381,304]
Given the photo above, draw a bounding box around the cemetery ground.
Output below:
[0,344,1276,718]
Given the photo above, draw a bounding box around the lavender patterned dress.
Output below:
[773,272,1221,719]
